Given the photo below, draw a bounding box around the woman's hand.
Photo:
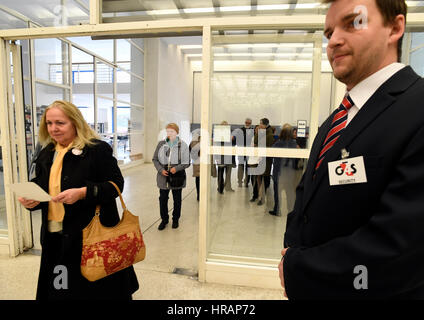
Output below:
[18,197,40,209]
[51,187,87,205]
[161,170,169,176]
[170,167,177,174]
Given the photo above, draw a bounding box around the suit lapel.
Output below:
[301,66,420,212]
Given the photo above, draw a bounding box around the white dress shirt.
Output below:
[346,63,406,126]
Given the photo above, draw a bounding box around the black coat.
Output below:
[31,139,139,300]
[283,66,424,299]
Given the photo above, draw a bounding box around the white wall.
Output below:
[144,39,159,163]
[192,60,334,128]
[157,41,193,144]
[144,38,194,162]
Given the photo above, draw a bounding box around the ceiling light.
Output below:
[406,1,424,7]
[179,45,203,50]
[145,2,326,16]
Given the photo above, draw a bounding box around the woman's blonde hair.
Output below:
[38,100,100,149]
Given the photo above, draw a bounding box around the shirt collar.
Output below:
[348,63,406,110]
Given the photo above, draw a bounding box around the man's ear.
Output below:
[390,14,405,44]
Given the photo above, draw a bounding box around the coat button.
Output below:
[303,215,308,224]
[63,176,68,181]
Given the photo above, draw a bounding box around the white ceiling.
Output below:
[2,0,424,27]
[162,36,202,45]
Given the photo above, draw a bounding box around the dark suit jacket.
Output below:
[283,66,424,299]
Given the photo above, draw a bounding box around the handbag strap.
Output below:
[108,180,127,210]
[94,181,127,216]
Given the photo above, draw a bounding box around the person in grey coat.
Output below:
[152,123,190,230]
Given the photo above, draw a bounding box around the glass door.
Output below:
[199,29,325,285]
[0,41,33,256]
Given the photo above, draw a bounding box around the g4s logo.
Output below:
[335,161,357,176]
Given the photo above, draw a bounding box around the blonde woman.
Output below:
[18,100,139,300]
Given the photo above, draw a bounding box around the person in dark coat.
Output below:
[189,130,201,201]
[280,0,424,300]
[269,124,299,216]
[233,118,254,187]
[18,100,139,300]
[254,118,275,205]
[213,121,236,194]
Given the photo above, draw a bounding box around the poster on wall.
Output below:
[297,120,307,138]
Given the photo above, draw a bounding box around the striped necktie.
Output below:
[315,94,354,171]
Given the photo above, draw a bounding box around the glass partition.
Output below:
[116,102,131,163]
[410,32,424,77]
[129,124,144,162]
[0,9,28,30]
[6,33,146,252]
[71,37,114,62]
[131,39,145,78]
[0,0,89,28]
[132,75,144,107]
[116,39,131,71]
[34,38,69,85]
[35,83,65,110]
[0,146,6,230]
[97,97,114,135]
[116,71,130,104]
[211,71,312,143]
[207,33,322,264]
[72,46,95,128]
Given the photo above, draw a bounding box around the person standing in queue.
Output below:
[189,129,201,201]
[234,118,254,188]
[280,0,424,299]
[153,123,190,230]
[269,124,299,216]
[215,121,236,194]
[254,118,274,206]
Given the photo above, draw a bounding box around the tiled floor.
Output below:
[0,163,285,300]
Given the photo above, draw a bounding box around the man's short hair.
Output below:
[322,0,407,61]
[260,118,270,126]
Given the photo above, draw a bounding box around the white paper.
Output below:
[297,128,306,138]
[213,125,231,143]
[8,182,51,202]
[297,120,307,129]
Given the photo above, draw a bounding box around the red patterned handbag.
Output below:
[81,181,146,282]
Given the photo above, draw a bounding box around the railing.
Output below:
[49,61,131,84]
